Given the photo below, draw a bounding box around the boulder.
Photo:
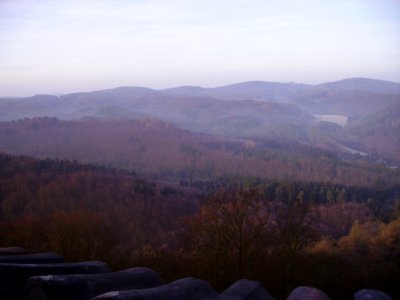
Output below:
[26,267,163,300]
[0,247,29,255]
[287,286,332,300]
[93,277,219,300]
[218,279,276,300]
[0,261,110,299]
[0,252,64,264]
[354,289,393,300]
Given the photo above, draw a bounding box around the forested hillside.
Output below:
[338,103,400,163]
[0,154,399,299]
[0,118,398,187]
[1,78,399,165]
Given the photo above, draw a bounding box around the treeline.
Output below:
[0,118,399,188]
[0,154,399,299]
[0,153,197,250]
[175,188,400,299]
[181,176,399,221]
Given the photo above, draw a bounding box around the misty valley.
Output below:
[0,78,399,299]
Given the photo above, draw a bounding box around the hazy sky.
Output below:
[1,0,399,96]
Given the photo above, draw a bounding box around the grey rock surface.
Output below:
[0,261,110,299]
[0,252,64,264]
[92,277,219,300]
[26,267,163,300]
[218,279,276,300]
[354,289,393,300]
[287,286,332,300]
[0,247,29,255]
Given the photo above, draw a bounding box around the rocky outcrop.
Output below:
[0,247,395,300]
[0,247,29,255]
[93,277,218,300]
[354,289,394,300]
[287,286,332,300]
[0,261,110,299]
[26,267,163,300]
[218,279,276,300]
[0,252,64,264]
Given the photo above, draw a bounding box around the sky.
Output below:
[0,0,399,96]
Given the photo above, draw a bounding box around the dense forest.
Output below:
[0,154,399,299]
[0,118,399,188]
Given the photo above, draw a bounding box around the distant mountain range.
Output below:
[0,77,399,163]
[1,77,399,119]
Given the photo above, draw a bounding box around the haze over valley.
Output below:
[1,1,400,299]
[1,77,399,167]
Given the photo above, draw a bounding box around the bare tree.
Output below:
[188,187,271,289]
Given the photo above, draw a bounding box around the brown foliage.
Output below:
[187,188,271,289]
[0,118,399,187]
[0,210,116,262]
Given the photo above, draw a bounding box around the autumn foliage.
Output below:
[0,154,399,299]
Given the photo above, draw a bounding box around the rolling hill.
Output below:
[0,78,399,164]
[317,77,400,94]
[1,78,398,122]
[0,117,398,188]
[338,102,400,163]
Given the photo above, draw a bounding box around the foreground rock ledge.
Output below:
[0,247,395,300]
[354,289,394,300]
[0,247,29,256]
[0,252,64,264]
[287,286,332,300]
[218,279,276,300]
[26,267,163,300]
[0,261,110,299]
[93,277,219,300]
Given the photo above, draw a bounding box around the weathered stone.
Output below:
[218,279,276,300]
[287,286,332,300]
[0,247,29,255]
[354,289,393,300]
[0,261,110,299]
[0,252,64,264]
[92,277,219,300]
[26,267,163,300]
